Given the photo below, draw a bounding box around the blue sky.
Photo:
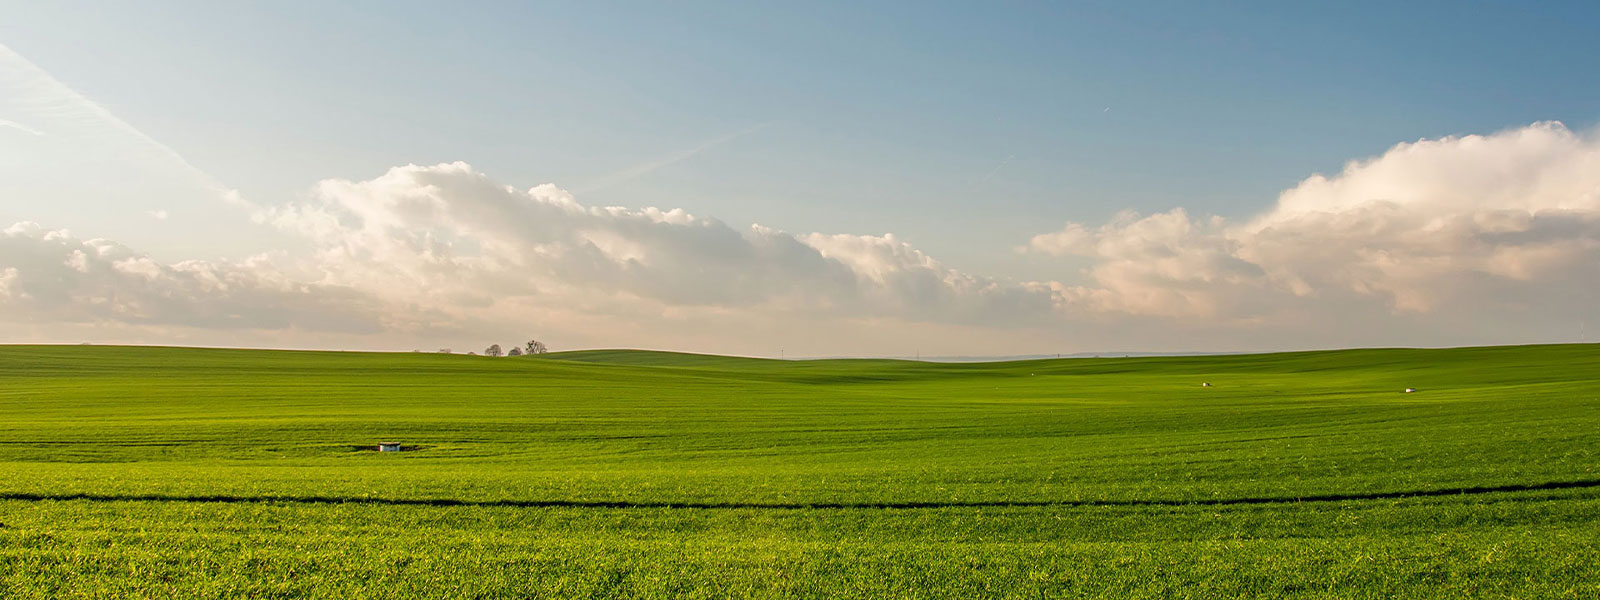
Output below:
[2,2,1599,355]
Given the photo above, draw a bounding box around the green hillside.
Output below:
[2,344,1597,598]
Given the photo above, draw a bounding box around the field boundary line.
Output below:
[1,479,1597,510]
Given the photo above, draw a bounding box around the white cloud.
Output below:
[3,121,1597,354]
[259,161,1058,327]
[0,222,383,333]
[0,267,18,298]
[1027,122,1600,326]
[0,161,1061,352]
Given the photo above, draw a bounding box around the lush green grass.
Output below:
[1,344,1597,598]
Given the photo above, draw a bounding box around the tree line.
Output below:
[481,339,548,357]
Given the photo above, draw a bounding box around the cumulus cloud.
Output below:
[258,161,1058,326]
[1027,121,1600,325]
[4,121,1597,354]
[0,222,383,333]
[0,160,1059,351]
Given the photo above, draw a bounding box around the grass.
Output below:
[1,343,1597,598]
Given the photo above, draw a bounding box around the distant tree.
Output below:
[507,346,523,356]
[484,344,503,357]
[467,351,477,356]
[525,339,548,355]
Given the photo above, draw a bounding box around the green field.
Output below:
[2,344,1598,598]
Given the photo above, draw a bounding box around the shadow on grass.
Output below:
[2,479,1598,510]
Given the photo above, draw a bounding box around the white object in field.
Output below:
[1404,388,1417,393]
[378,441,402,452]
[1201,382,1212,387]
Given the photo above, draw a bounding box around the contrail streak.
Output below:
[0,118,45,135]
[0,43,245,205]
[980,154,1014,182]
[579,122,772,193]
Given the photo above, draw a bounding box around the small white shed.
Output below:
[1404,388,1418,393]
[378,441,402,452]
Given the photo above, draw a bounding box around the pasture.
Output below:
[1,344,1597,598]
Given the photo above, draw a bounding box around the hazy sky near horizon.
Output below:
[3,1,1600,356]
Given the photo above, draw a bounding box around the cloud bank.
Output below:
[257,161,1059,328]
[3,121,1598,354]
[1027,122,1600,333]
[0,222,381,333]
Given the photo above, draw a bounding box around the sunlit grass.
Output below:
[2,344,1598,598]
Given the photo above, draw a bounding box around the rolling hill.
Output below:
[1,343,1596,598]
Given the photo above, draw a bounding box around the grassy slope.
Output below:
[1,344,1598,598]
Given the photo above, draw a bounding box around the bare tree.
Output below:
[525,339,548,354]
[507,346,523,356]
[484,344,503,357]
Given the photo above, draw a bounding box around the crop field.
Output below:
[1,344,1598,598]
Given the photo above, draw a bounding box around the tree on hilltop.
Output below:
[484,344,503,357]
[525,339,548,354]
[507,346,523,356]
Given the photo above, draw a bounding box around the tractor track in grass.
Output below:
[3,478,1597,510]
